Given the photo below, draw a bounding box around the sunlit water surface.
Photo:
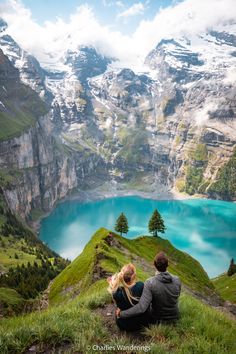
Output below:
[39,197,236,277]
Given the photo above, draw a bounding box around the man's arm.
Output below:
[120,280,152,318]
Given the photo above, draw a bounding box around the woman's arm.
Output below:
[119,280,152,318]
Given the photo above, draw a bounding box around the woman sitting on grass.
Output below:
[107,263,149,331]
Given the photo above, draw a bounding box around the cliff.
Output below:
[1,20,236,224]
[0,49,77,218]
[0,47,109,219]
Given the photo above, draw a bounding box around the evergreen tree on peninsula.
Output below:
[227,258,236,276]
[115,212,129,236]
[148,209,166,237]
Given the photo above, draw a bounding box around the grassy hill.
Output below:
[0,287,25,316]
[0,191,69,313]
[0,227,235,354]
[49,228,214,306]
[212,273,236,304]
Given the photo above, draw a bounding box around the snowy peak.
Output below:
[155,39,204,67]
[64,46,111,82]
[0,23,49,100]
[0,34,22,60]
[145,25,236,84]
[208,30,236,47]
[146,38,204,68]
[89,68,153,105]
[145,38,204,83]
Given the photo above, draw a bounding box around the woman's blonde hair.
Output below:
[107,263,139,305]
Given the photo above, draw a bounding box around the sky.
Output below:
[12,0,176,34]
[0,0,236,70]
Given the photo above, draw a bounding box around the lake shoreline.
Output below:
[38,191,236,279]
[30,183,200,233]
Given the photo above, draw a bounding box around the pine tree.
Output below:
[148,209,166,237]
[227,258,236,276]
[115,212,129,236]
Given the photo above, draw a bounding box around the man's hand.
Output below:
[116,308,121,318]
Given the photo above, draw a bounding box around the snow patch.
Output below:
[223,67,236,85]
[0,100,5,108]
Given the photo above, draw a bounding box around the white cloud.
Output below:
[132,0,236,57]
[117,2,145,19]
[102,0,124,7]
[1,0,236,72]
[116,1,124,7]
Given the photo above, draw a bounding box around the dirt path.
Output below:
[95,303,148,343]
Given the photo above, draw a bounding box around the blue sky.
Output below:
[18,0,176,34]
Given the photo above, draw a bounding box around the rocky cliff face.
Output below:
[0,18,236,216]
[0,48,77,218]
[0,46,110,218]
[145,32,236,197]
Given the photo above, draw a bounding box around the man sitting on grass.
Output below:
[116,252,181,325]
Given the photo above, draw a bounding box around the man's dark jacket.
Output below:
[120,272,181,322]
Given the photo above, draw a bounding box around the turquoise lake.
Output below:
[39,197,236,278]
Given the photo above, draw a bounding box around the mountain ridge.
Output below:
[0,18,236,224]
[48,228,217,306]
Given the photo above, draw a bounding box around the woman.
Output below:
[107,263,149,331]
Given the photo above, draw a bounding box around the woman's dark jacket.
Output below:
[113,281,149,331]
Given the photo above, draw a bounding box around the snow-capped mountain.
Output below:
[0,19,50,101]
[0,17,236,204]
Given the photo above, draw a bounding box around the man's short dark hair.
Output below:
[154,252,168,272]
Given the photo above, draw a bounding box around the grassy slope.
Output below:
[0,292,235,354]
[49,228,214,305]
[0,191,68,314]
[0,191,57,271]
[0,83,48,141]
[212,273,236,303]
[0,228,235,354]
[0,49,48,142]
[0,287,25,316]
[0,287,23,305]
[208,147,236,200]
[0,235,38,272]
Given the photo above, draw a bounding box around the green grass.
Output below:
[0,79,47,141]
[0,289,235,353]
[49,228,110,304]
[190,143,208,162]
[0,303,107,354]
[0,236,37,269]
[0,228,235,353]
[117,126,149,164]
[0,287,23,305]
[146,293,236,354]
[0,287,25,316]
[118,234,214,294]
[208,147,236,200]
[212,273,236,303]
[0,110,35,141]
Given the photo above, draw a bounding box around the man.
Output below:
[116,252,181,324]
